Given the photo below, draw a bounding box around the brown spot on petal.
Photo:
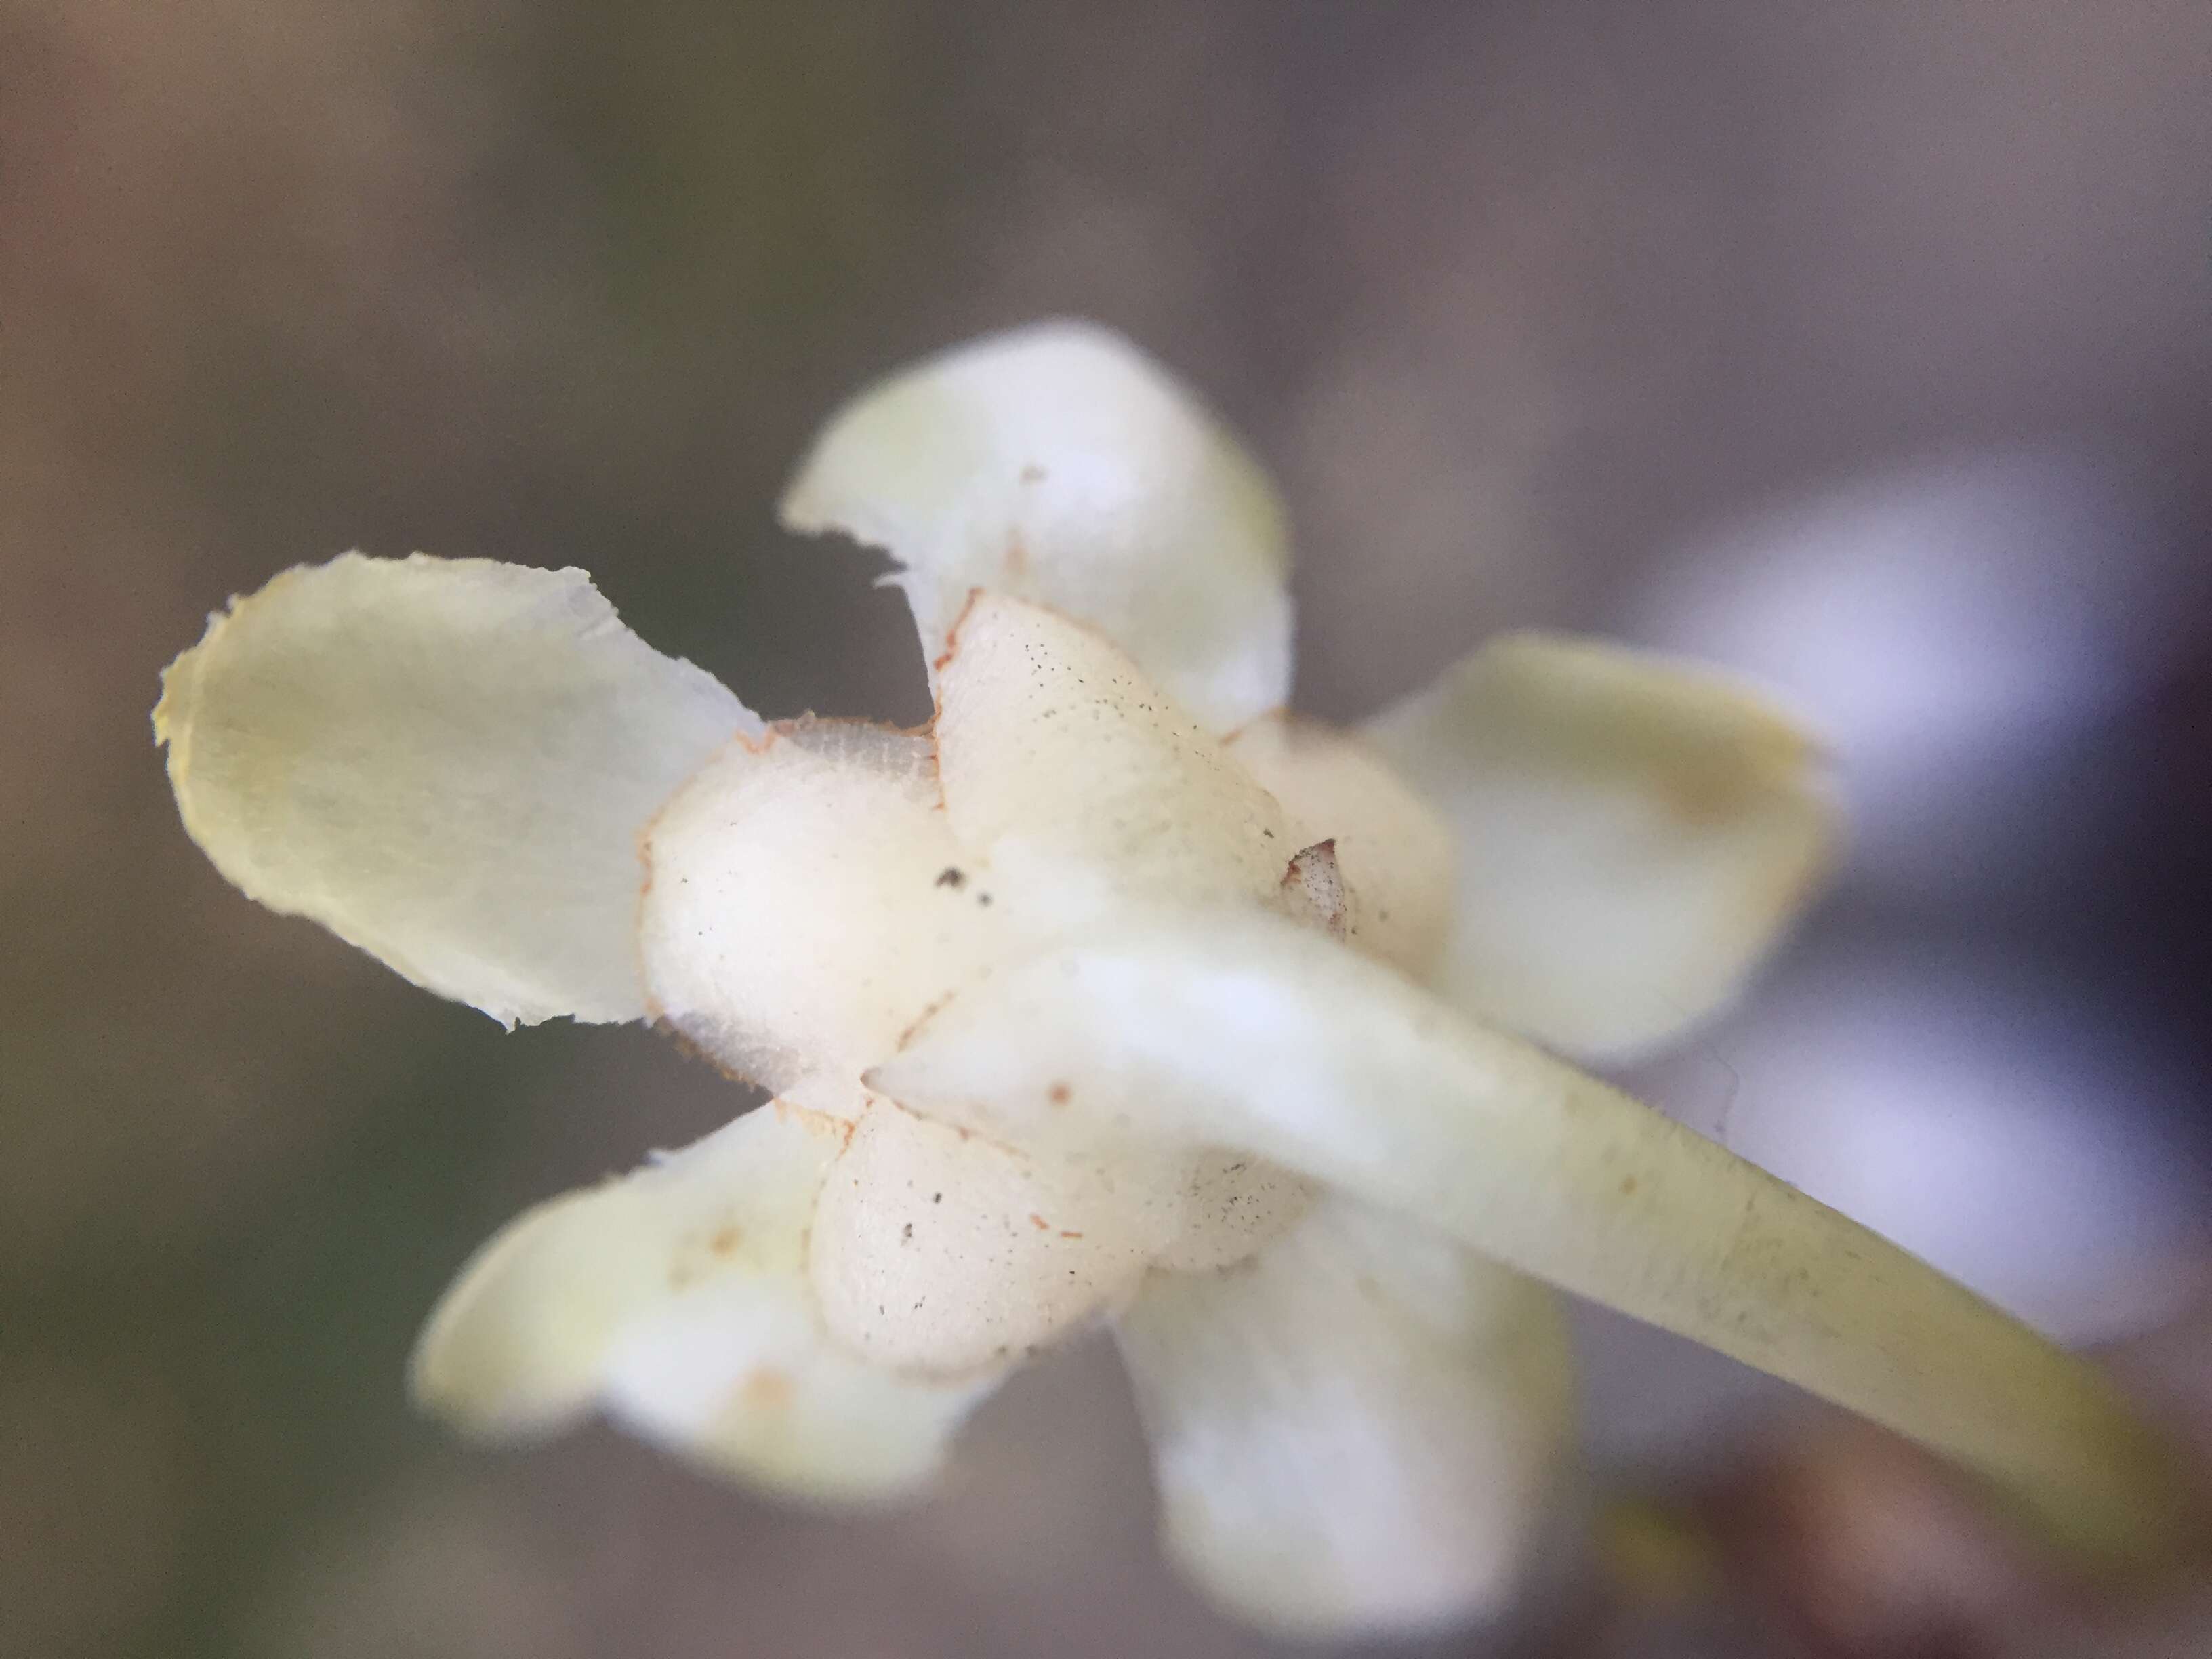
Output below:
[1281,838,1349,940]
[770,1096,857,1147]
[932,587,989,678]
[1620,1175,1639,1197]
[1047,1082,1071,1107]
[709,1225,743,1256]
[891,992,955,1054]
[1029,1213,1049,1231]
[741,1369,794,1410]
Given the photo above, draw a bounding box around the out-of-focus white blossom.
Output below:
[156,323,2179,1638]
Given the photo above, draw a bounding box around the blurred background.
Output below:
[4,2,2208,1655]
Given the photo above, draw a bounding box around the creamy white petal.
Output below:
[156,553,756,1026]
[409,1101,991,1502]
[1147,1150,1318,1275]
[808,1099,1157,1376]
[875,909,2184,1560]
[780,322,1292,731]
[639,718,1008,1092]
[808,1101,1315,1374]
[932,594,1297,928]
[1118,1195,1574,1638]
[1369,632,1837,1058]
[1225,714,1456,976]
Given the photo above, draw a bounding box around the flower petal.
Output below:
[156,553,756,1026]
[639,718,1008,1092]
[932,594,1296,927]
[780,322,1293,732]
[409,1100,991,1502]
[875,909,2186,1561]
[806,1100,1315,1376]
[808,1099,1156,1376]
[1224,714,1456,977]
[1116,1195,1574,1638]
[1369,632,1837,1058]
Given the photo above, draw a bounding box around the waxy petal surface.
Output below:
[156,554,755,1025]
[932,594,1296,928]
[809,1101,1316,1374]
[640,718,1006,1092]
[781,323,1292,731]
[1371,632,1837,1057]
[410,1101,990,1501]
[809,1100,1157,1375]
[1118,1194,1574,1638]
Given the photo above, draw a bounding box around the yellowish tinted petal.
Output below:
[932,594,1296,927]
[409,1101,990,1502]
[156,553,754,1026]
[780,322,1292,731]
[876,909,2184,1561]
[639,718,1007,1092]
[1370,632,1837,1058]
[1225,714,1456,977]
[1118,1194,1574,1638]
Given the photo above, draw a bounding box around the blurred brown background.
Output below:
[4,3,2209,1656]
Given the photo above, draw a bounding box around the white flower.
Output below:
[156,322,2176,1638]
